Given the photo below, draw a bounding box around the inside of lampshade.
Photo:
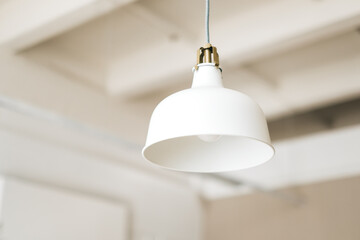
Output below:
[142,135,275,172]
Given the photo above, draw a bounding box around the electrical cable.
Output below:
[205,0,210,43]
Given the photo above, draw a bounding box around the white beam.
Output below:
[0,51,146,144]
[107,39,194,96]
[0,0,134,51]
[214,0,360,64]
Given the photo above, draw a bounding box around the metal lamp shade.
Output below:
[142,64,274,172]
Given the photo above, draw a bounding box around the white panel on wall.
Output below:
[1,178,129,240]
[0,175,4,239]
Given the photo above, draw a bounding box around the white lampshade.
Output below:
[142,63,274,172]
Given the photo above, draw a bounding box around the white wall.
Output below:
[1,177,128,240]
[0,109,203,240]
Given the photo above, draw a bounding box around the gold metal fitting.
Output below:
[195,43,220,70]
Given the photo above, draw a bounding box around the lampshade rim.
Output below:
[144,132,273,150]
[142,134,275,173]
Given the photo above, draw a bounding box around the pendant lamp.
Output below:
[142,0,275,172]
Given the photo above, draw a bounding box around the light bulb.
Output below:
[197,134,222,142]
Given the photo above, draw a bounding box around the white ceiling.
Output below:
[17,0,360,120]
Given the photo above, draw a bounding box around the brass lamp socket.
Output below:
[195,43,220,70]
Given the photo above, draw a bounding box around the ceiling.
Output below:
[17,0,360,120]
[1,0,360,198]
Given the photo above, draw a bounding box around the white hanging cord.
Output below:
[205,0,210,43]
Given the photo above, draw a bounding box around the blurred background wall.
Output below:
[0,0,360,239]
[205,176,360,240]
